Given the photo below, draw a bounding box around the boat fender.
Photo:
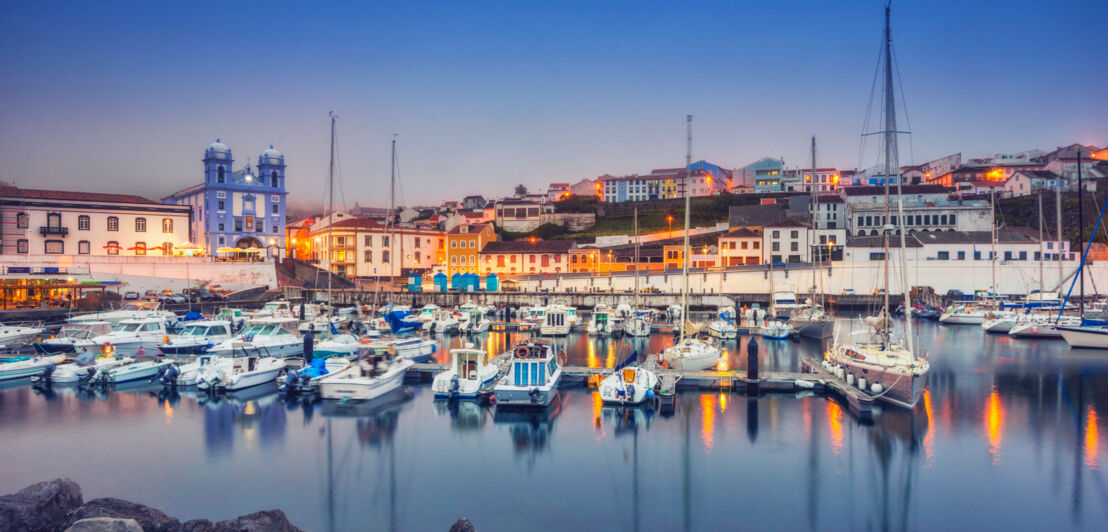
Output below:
[101,342,115,356]
[858,377,867,391]
[871,383,884,394]
[846,373,855,386]
[646,389,655,399]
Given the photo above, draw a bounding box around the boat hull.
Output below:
[318,364,408,401]
[0,355,66,381]
[793,319,834,339]
[1058,326,1108,349]
[939,314,984,325]
[1008,322,1064,338]
[835,359,925,409]
[494,384,558,407]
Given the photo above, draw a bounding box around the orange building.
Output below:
[445,223,496,275]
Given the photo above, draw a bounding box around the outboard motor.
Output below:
[528,388,541,404]
[36,363,57,385]
[161,364,180,387]
[84,367,98,383]
[449,375,460,397]
[280,369,300,393]
[626,384,635,401]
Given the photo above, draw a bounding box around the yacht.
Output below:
[35,322,112,354]
[981,310,1019,333]
[432,347,500,400]
[0,354,66,382]
[88,357,174,386]
[539,307,570,336]
[660,336,721,371]
[623,311,651,337]
[771,291,804,319]
[43,353,128,384]
[1008,314,1078,338]
[759,319,794,340]
[457,308,490,334]
[424,310,460,334]
[389,337,436,362]
[278,357,351,395]
[826,323,930,409]
[587,306,621,336]
[313,333,363,358]
[252,300,296,319]
[206,317,303,357]
[169,355,233,387]
[196,355,286,392]
[707,311,737,339]
[1058,320,1108,349]
[92,318,170,357]
[598,355,658,406]
[939,305,986,325]
[0,321,45,348]
[789,304,835,339]
[416,304,440,323]
[69,301,177,327]
[158,320,234,356]
[494,340,563,407]
[317,352,412,401]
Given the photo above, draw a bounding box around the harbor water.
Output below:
[1,319,1106,531]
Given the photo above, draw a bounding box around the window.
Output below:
[135,242,146,256]
[940,215,948,225]
[511,255,517,263]
[272,225,277,233]
[46,212,61,227]
[217,235,225,245]
[16,212,28,228]
[753,241,760,249]
[216,191,226,198]
[162,218,173,233]
[364,236,373,247]
[790,242,798,252]
[790,230,799,239]
[924,215,931,225]
[957,251,965,260]
[740,241,748,250]
[1004,251,1012,261]
[78,215,90,231]
[497,256,505,267]
[772,242,780,251]
[382,251,390,263]
[1047,242,1054,250]
[271,170,278,186]
[1034,251,1041,261]
[1019,251,1027,260]
[235,218,243,232]
[217,166,225,183]
[451,256,458,265]
[772,230,780,238]
[937,251,949,260]
[949,214,956,225]
[869,252,886,261]
[452,241,458,248]
[529,255,536,263]
[135,217,147,232]
[382,236,390,247]
[415,238,421,249]
[107,216,119,231]
[218,223,225,231]
[107,240,119,255]
[364,250,373,262]
[16,239,29,254]
[78,240,90,254]
[418,251,423,262]
[218,200,225,211]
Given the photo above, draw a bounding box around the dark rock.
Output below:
[210,509,302,532]
[60,497,181,532]
[449,517,477,532]
[64,517,143,532]
[0,477,83,532]
[181,519,215,532]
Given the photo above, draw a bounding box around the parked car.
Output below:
[123,291,139,300]
[183,288,225,302]
[208,284,225,294]
[168,294,188,304]
[144,290,159,301]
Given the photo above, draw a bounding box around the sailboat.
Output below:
[660,115,722,371]
[789,136,834,339]
[825,3,929,409]
[1010,189,1079,338]
[981,190,1018,332]
[625,208,651,337]
[1054,152,1108,348]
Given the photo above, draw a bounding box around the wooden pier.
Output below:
[799,357,874,420]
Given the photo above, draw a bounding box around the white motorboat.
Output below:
[390,337,436,362]
[939,305,986,325]
[314,333,363,358]
[1058,322,1108,349]
[425,310,460,334]
[34,322,112,354]
[171,355,233,386]
[0,354,66,381]
[494,340,563,407]
[158,320,234,356]
[278,357,351,394]
[196,356,287,392]
[549,303,579,325]
[89,357,173,385]
[415,304,440,323]
[981,310,1018,333]
[457,309,490,334]
[707,312,737,339]
[759,320,794,339]
[252,300,296,319]
[588,306,621,336]
[0,321,45,348]
[623,313,651,337]
[432,347,500,399]
[69,301,177,327]
[660,337,721,371]
[665,304,682,321]
[317,352,412,401]
[539,307,570,336]
[206,318,304,358]
[1008,314,1078,338]
[37,351,127,384]
[92,318,170,358]
[771,291,804,318]
[599,364,658,406]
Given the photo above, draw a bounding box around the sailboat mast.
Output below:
[327,111,336,304]
[680,115,692,341]
[1078,152,1084,319]
[1039,191,1044,299]
[633,207,640,313]
[390,136,397,296]
[810,136,820,299]
[880,4,892,343]
[1056,184,1063,292]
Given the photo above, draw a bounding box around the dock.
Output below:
[799,358,874,420]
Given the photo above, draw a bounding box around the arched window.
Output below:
[106,240,119,255]
[162,242,173,256]
[217,166,225,183]
[78,215,90,231]
[135,217,147,232]
[47,212,61,227]
[162,218,173,233]
[134,242,146,256]
[107,216,119,231]
[16,212,28,228]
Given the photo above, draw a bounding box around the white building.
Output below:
[309,217,445,278]
[1,185,191,257]
[844,184,991,236]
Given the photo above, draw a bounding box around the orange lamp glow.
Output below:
[529,236,536,244]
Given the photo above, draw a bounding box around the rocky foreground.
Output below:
[0,478,478,531]
[0,478,300,532]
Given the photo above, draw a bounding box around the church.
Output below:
[162,140,288,258]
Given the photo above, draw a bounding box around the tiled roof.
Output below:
[0,185,157,204]
[721,227,763,238]
[481,240,576,253]
[448,223,492,235]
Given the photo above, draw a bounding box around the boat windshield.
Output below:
[115,323,143,332]
[240,324,266,335]
[60,327,92,339]
[179,325,209,337]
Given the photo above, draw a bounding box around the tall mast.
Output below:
[680,115,692,341]
[990,189,997,298]
[327,111,336,305]
[880,3,892,344]
[390,135,397,296]
[1078,152,1084,319]
[1038,191,1044,300]
[810,136,819,299]
[888,1,913,351]
[1056,184,1063,292]
[633,207,640,314]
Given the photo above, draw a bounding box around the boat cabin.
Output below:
[543,309,567,328]
[451,349,488,381]
[176,321,233,339]
[57,322,112,339]
[509,342,557,387]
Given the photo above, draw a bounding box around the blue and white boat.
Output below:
[432,347,500,400]
[0,354,66,382]
[494,341,563,408]
[598,351,657,406]
[158,320,234,356]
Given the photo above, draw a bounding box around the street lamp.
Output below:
[667,215,674,237]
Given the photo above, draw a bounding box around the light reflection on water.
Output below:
[0,319,1106,530]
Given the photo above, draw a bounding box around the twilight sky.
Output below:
[1,0,1105,211]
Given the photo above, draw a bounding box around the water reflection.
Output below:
[985,387,1004,464]
[493,394,563,469]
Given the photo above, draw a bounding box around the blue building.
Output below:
[162,140,287,257]
[739,158,786,193]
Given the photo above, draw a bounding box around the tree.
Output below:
[515,184,528,196]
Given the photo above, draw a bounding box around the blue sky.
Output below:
[1,0,1105,210]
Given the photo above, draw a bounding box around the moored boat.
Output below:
[493,340,564,408]
[432,347,500,400]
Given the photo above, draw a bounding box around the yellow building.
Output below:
[445,224,496,275]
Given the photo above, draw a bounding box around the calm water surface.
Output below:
[2,319,1107,531]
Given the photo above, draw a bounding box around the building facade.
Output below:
[1,185,191,258]
[162,140,287,257]
[445,224,497,275]
[479,240,575,277]
[843,185,991,236]
[717,228,763,266]
[308,217,445,278]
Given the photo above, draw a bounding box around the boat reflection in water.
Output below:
[494,391,563,465]
[199,382,287,455]
[433,397,491,433]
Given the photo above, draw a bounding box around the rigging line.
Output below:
[858,35,885,172]
[891,46,915,166]
[333,129,348,213]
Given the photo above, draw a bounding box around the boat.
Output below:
[158,320,234,356]
[88,357,174,385]
[34,322,113,354]
[825,3,929,410]
[317,351,412,401]
[548,302,579,325]
[790,304,835,339]
[1007,191,1073,339]
[587,306,621,336]
[0,354,66,381]
[759,319,794,340]
[34,350,125,384]
[206,317,304,357]
[424,309,460,334]
[432,347,501,400]
[771,291,803,319]
[494,340,564,407]
[981,310,1019,333]
[539,306,570,336]
[389,337,436,362]
[457,308,490,334]
[196,355,287,392]
[252,300,296,319]
[1058,321,1108,349]
[938,305,986,325]
[658,116,723,372]
[69,301,177,327]
[598,352,658,406]
[313,333,363,358]
[415,304,440,323]
[0,321,45,348]
[707,311,738,339]
[1008,314,1079,338]
[167,355,233,386]
[214,307,248,331]
[278,357,351,394]
[91,318,170,357]
[624,311,651,337]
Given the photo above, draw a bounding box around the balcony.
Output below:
[38,226,69,236]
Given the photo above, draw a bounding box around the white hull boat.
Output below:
[197,356,287,391]
[90,358,173,385]
[599,365,658,405]
[0,354,66,381]
[494,341,563,407]
[318,356,412,401]
[1058,325,1108,349]
[660,338,721,371]
[432,348,501,399]
[0,322,45,348]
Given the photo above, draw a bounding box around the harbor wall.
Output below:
[2,255,278,293]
